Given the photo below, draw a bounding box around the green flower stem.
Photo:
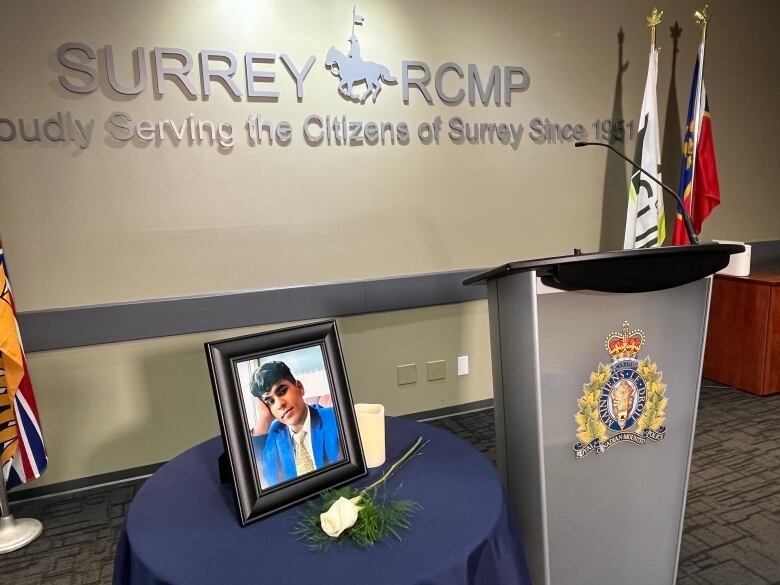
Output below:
[359,436,428,496]
[294,436,428,549]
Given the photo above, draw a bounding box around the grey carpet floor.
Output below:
[3,382,779,585]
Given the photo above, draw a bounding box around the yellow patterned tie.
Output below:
[294,430,315,475]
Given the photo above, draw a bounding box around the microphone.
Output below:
[574,140,699,245]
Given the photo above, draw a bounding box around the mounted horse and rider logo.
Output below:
[325,8,396,103]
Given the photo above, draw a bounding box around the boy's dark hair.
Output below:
[249,361,296,398]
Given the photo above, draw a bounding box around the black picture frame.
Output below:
[205,320,366,525]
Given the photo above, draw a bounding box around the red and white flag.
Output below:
[672,46,720,245]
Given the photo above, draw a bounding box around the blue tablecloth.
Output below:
[113,417,530,585]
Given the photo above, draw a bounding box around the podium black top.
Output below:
[463,243,745,293]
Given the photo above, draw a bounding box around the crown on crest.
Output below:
[605,321,645,359]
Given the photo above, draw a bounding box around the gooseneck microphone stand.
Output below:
[574,141,699,245]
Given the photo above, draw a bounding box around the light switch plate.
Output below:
[427,360,446,381]
[457,355,469,376]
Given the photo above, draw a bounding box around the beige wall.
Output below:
[1,0,777,487]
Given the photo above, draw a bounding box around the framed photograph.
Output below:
[205,320,366,525]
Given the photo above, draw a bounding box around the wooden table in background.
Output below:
[703,272,780,395]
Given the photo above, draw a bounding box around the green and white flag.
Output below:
[624,48,665,248]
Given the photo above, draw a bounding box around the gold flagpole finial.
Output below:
[694,5,710,25]
[694,4,710,43]
[647,8,664,49]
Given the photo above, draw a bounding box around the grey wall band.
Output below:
[17,240,778,353]
[18,269,487,352]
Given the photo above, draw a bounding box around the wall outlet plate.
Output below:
[427,360,446,381]
[397,363,417,385]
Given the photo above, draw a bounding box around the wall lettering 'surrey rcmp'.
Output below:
[0,9,634,151]
[573,321,668,458]
[54,20,530,106]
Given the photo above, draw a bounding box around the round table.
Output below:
[113,417,530,585]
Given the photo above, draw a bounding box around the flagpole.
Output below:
[625,9,664,250]
[689,4,711,226]
[0,474,10,515]
[0,468,43,553]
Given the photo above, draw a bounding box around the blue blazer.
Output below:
[252,404,342,488]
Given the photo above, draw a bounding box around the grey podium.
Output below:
[465,243,743,585]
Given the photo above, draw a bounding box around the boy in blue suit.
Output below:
[249,361,342,489]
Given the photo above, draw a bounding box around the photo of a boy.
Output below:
[249,360,342,489]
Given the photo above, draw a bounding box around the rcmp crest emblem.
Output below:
[573,321,668,458]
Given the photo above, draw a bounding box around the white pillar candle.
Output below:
[355,403,386,468]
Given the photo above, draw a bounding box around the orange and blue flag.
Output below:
[1,241,47,490]
[672,51,721,245]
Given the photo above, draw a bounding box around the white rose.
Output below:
[320,496,361,537]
